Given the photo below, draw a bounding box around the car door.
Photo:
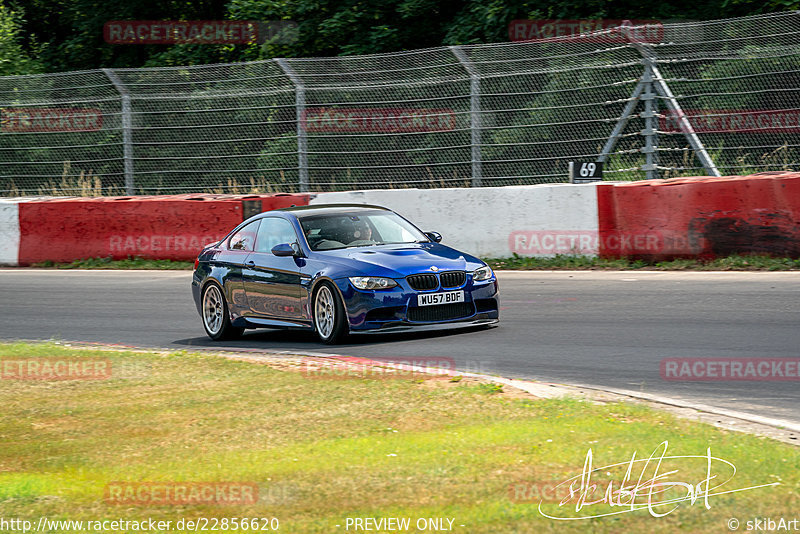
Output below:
[242,217,306,321]
[216,219,260,318]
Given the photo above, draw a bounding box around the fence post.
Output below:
[647,59,721,177]
[450,46,482,187]
[275,58,308,192]
[641,65,658,180]
[597,79,645,165]
[625,29,721,178]
[102,69,135,195]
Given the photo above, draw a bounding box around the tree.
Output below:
[10,0,800,72]
[0,1,44,76]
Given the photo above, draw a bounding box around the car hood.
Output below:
[312,242,484,278]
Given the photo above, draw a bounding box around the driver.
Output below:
[352,220,373,242]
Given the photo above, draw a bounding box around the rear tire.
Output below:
[201,282,243,341]
[313,282,348,344]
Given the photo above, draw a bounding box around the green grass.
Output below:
[0,342,797,533]
[24,253,800,271]
[30,256,194,270]
[486,253,800,271]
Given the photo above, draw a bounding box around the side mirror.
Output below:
[271,243,298,257]
[425,231,442,243]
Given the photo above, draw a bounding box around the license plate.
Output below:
[418,290,465,307]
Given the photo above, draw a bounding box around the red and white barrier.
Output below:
[312,172,800,259]
[0,200,21,265]
[2,193,308,266]
[2,172,799,266]
[597,172,800,259]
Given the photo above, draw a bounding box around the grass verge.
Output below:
[30,257,194,270]
[22,253,800,271]
[0,342,797,533]
[485,253,800,271]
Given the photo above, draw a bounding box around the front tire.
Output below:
[201,282,243,341]
[313,283,348,344]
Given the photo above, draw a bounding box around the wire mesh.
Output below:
[1,11,799,196]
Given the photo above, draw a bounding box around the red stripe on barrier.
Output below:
[17,194,309,265]
[597,172,800,259]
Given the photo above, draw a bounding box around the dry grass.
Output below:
[205,176,281,195]
[3,162,123,197]
[0,342,798,533]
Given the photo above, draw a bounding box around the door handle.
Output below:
[245,260,255,267]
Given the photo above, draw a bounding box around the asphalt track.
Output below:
[1,269,798,426]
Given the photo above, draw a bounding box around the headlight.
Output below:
[473,265,494,281]
[349,276,398,290]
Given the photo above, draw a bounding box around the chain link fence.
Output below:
[1,11,799,196]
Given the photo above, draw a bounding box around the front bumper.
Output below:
[333,276,500,332]
[348,317,499,336]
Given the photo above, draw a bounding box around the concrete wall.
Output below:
[0,201,20,265]
[311,184,600,258]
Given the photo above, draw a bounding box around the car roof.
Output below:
[274,204,391,218]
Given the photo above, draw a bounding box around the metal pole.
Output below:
[102,68,135,194]
[625,31,721,177]
[450,46,482,187]
[649,61,720,177]
[641,65,657,179]
[597,80,645,163]
[275,58,308,192]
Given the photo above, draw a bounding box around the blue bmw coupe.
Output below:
[192,204,499,344]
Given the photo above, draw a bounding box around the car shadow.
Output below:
[172,324,496,352]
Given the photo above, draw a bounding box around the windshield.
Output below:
[298,210,429,251]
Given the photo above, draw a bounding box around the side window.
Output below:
[228,220,260,251]
[255,217,298,253]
